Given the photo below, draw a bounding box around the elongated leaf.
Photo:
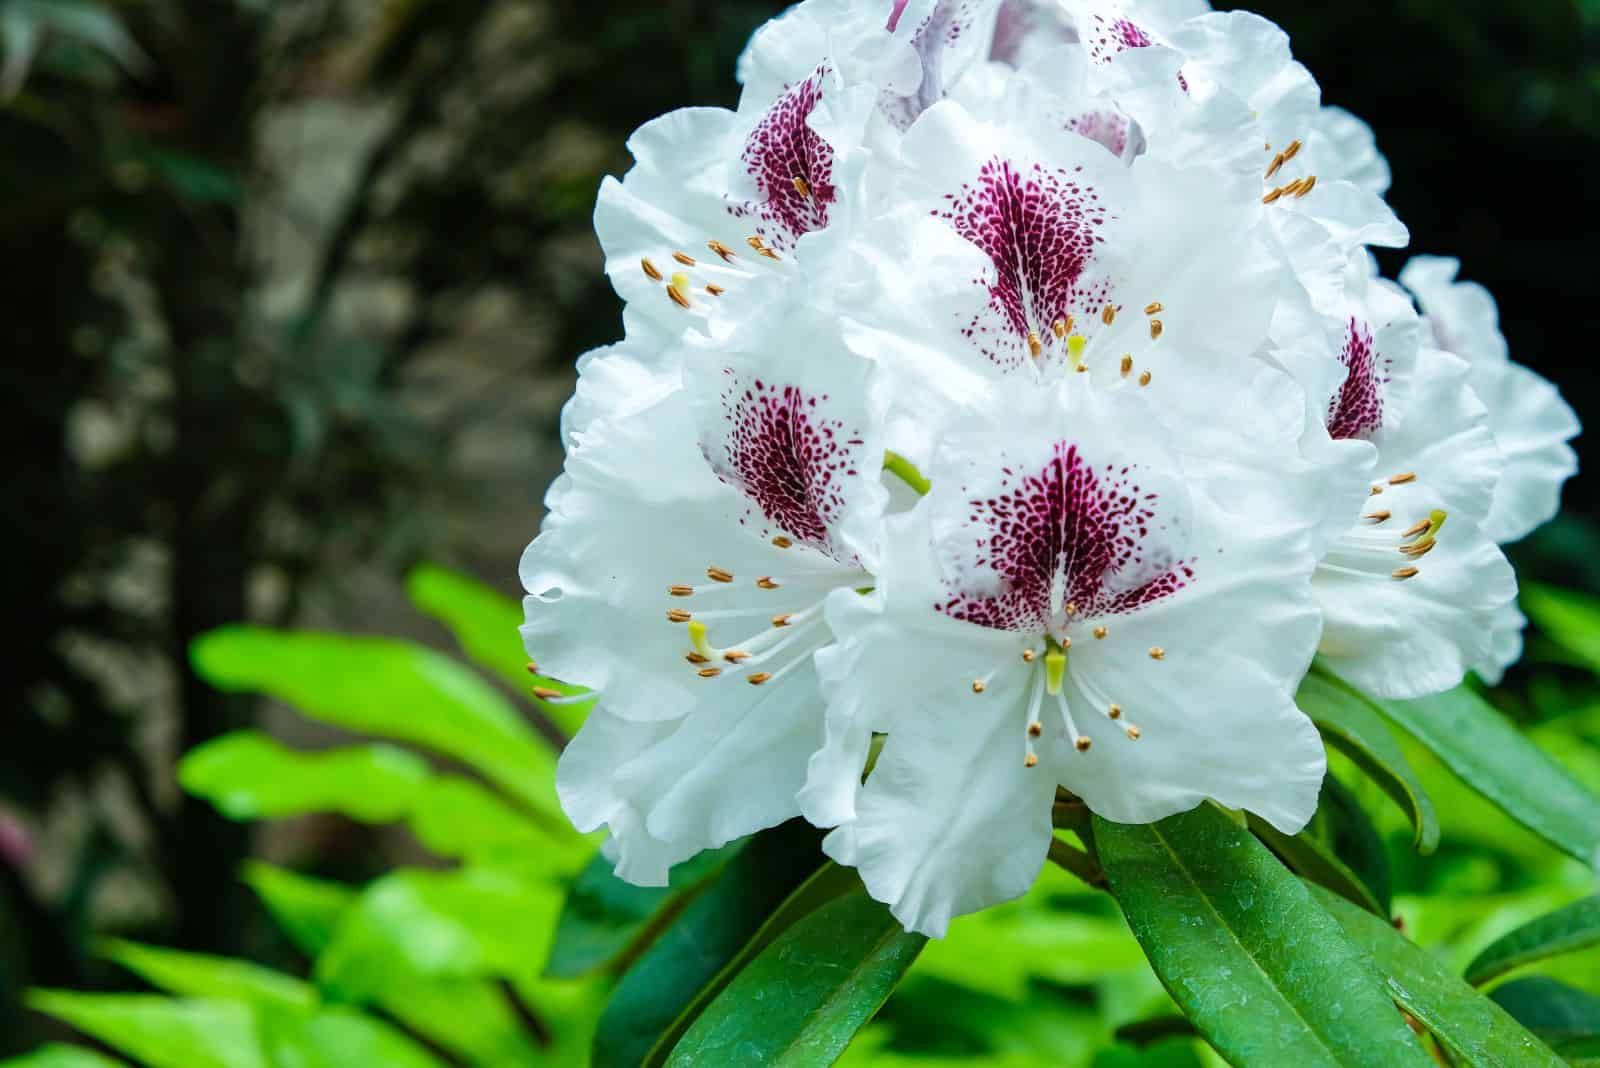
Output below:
[1315,774,1393,913]
[241,863,355,959]
[665,886,926,1067]
[256,1005,448,1068]
[593,821,825,1068]
[406,563,593,736]
[1095,806,1435,1068]
[643,862,865,1066]
[1311,886,1566,1067]
[0,1046,128,1068]
[1489,977,1600,1044]
[190,626,563,825]
[370,980,553,1068]
[1380,684,1600,866]
[1246,811,1385,917]
[315,866,564,1002]
[545,843,740,980]
[1465,895,1600,985]
[179,731,430,822]
[1299,671,1440,853]
[1522,584,1600,673]
[1552,1036,1600,1067]
[406,777,558,863]
[25,993,265,1068]
[97,939,316,1010]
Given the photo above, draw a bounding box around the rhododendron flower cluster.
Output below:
[519,0,1579,936]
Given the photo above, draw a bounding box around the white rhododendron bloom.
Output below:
[520,0,1580,934]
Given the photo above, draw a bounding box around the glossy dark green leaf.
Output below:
[1313,774,1392,913]
[24,993,265,1068]
[1247,805,1385,917]
[1380,684,1600,865]
[190,626,563,825]
[406,563,592,736]
[664,886,926,1067]
[1095,805,1435,1068]
[0,1046,128,1068]
[1489,977,1600,1045]
[1551,1035,1600,1067]
[97,938,316,1010]
[592,820,825,1068]
[1311,886,1567,1067]
[241,863,355,959]
[1299,670,1440,853]
[1465,895,1600,985]
[545,842,739,979]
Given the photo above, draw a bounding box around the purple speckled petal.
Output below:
[729,66,837,252]
[1327,317,1389,441]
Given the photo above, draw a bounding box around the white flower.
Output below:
[803,376,1327,936]
[523,284,889,884]
[1302,257,1519,699]
[1400,256,1580,545]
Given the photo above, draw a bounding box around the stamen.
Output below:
[793,175,812,199]
[706,283,726,297]
[1021,672,1048,768]
[1262,187,1286,204]
[1402,519,1432,539]
[1093,625,1108,640]
[1148,647,1165,661]
[667,280,692,310]
[1265,152,1286,179]
[1296,175,1317,196]
[1075,737,1093,753]
[1076,363,1089,374]
[685,652,709,665]
[1139,370,1152,387]
[1126,726,1142,740]
[709,239,738,263]
[1280,178,1305,196]
[641,258,664,282]
[1108,703,1122,720]
[1144,302,1163,316]
[1028,331,1042,358]
[1022,648,1037,663]
[1392,566,1420,580]
[525,660,539,674]
[1365,510,1391,523]
[1065,602,1077,616]
[748,672,773,685]
[698,667,722,678]
[669,585,694,597]
[1052,318,1068,339]
[1399,538,1436,558]
[746,236,766,250]
[1024,753,1040,768]
[1389,472,1417,485]
[1149,319,1163,340]
[1370,485,1385,496]
[673,251,696,266]
[667,608,692,623]
[1054,689,1087,754]
[1027,721,1043,737]
[757,577,780,590]
[772,536,793,549]
[772,613,792,627]
[532,686,563,701]
[1101,304,1116,326]
[1283,138,1303,161]
[706,566,735,583]
[972,679,987,694]
[1120,354,1134,377]
[723,650,751,662]
[1060,636,1073,650]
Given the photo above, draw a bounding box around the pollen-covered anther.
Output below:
[1144,302,1163,316]
[756,577,780,590]
[1052,318,1068,339]
[1101,304,1116,326]
[1148,646,1165,661]
[1028,331,1043,358]
[1021,648,1037,663]
[672,251,696,266]
[1060,636,1073,650]
[1120,354,1134,377]
[1107,703,1122,720]
[667,278,693,310]
[1262,187,1286,204]
[1075,736,1092,753]
[1027,721,1043,738]
[685,652,710,665]
[706,283,726,297]
[669,584,694,597]
[772,613,792,627]
[525,660,539,674]
[708,239,738,263]
[1093,625,1108,640]
[1149,319,1164,340]
[1283,138,1303,161]
[1370,485,1385,496]
[792,175,812,199]
[1265,152,1286,180]
[1065,602,1077,616]
[748,672,773,685]
[1024,753,1040,768]
[698,667,723,679]
[1392,566,1420,580]
[641,257,664,281]
[1402,519,1432,539]
[723,650,751,663]
[772,536,793,549]
[971,679,987,694]
[667,608,692,623]
[1399,538,1436,558]
[1126,726,1142,740]
[532,686,563,701]
[1296,175,1317,197]
[1139,370,1152,387]
[1365,510,1391,523]
[1280,178,1305,197]
[706,566,735,583]
[1389,471,1417,485]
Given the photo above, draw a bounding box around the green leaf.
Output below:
[1310,886,1567,1067]
[664,886,927,1067]
[179,731,431,822]
[593,821,825,1068]
[241,863,356,959]
[0,1046,129,1068]
[190,626,564,827]
[1489,977,1600,1045]
[96,939,316,1010]
[1551,1035,1600,1067]
[367,980,554,1068]
[1315,774,1393,913]
[1247,784,1386,917]
[406,777,557,863]
[1380,684,1600,866]
[1094,805,1435,1068]
[545,842,741,979]
[24,993,266,1068]
[406,563,593,736]
[1465,895,1600,985]
[314,866,564,1003]
[1522,584,1600,674]
[1299,671,1440,853]
[256,1006,449,1068]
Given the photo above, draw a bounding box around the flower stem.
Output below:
[1047,836,1109,891]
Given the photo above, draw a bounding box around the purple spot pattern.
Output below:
[880,0,982,131]
[729,67,835,252]
[707,373,864,563]
[1087,14,1188,91]
[888,0,910,31]
[1067,110,1133,159]
[937,158,1113,369]
[1327,317,1388,441]
[939,442,1194,632]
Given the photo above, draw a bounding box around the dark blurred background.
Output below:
[0,0,1593,1053]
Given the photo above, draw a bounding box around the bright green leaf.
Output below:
[257,1005,448,1068]
[314,866,563,1003]
[97,938,316,1010]
[0,1045,128,1068]
[369,980,554,1068]
[1311,886,1566,1067]
[593,821,825,1068]
[179,731,430,823]
[1299,671,1440,853]
[1095,805,1435,1068]
[1380,684,1600,866]
[1523,584,1600,674]
[24,993,265,1068]
[406,776,560,863]
[190,626,563,826]
[1465,894,1600,985]
[406,563,593,736]
[664,886,927,1067]
[1489,977,1600,1045]
[241,863,355,959]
